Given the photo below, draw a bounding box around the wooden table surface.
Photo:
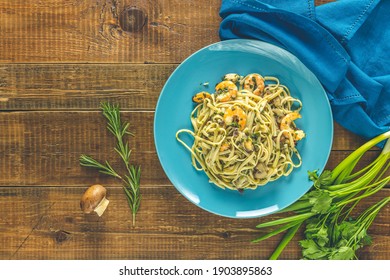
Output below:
[0,0,388,260]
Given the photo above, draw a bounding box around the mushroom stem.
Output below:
[94,197,110,217]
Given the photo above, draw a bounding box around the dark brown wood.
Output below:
[0,0,221,63]
[0,111,384,187]
[1,187,388,260]
[119,7,147,33]
[0,64,176,111]
[0,0,388,260]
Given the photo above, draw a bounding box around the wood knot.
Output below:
[119,7,147,33]
[55,230,71,244]
[221,231,231,239]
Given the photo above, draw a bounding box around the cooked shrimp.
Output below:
[280,112,300,131]
[215,81,238,102]
[294,130,306,141]
[192,91,211,103]
[223,106,247,130]
[220,142,230,152]
[223,73,241,83]
[243,74,265,96]
[280,112,305,141]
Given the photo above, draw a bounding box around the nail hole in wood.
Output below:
[119,7,147,33]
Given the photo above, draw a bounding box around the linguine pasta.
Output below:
[176,73,305,191]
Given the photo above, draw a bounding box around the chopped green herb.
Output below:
[229,122,239,128]
[252,131,390,260]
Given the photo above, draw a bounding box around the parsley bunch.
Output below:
[253,131,390,260]
[299,197,389,259]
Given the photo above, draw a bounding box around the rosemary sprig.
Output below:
[79,102,141,226]
[124,165,141,225]
[79,154,122,180]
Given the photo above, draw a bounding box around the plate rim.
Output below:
[154,39,334,219]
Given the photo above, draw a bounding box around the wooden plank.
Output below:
[0,64,177,111]
[0,111,383,187]
[2,0,378,263]
[0,111,164,186]
[0,186,388,259]
[0,0,334,64]
[0,65,384,140]
[0,0,220,63]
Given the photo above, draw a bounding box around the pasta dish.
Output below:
[176,73,305,191]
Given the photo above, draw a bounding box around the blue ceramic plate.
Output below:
[154,39,333,218]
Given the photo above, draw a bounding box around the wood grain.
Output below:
[0,64,177,111]
[0,0,220,63]
[0,0,388,261]
[0,111,384,187]
[0,0,336,64]
[0,187,388,260]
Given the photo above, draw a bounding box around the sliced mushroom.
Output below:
[80,184,109,217]
[235,176,247,188]
[254,162,268,179]
[243,138,254,152]
[272,96,282,107]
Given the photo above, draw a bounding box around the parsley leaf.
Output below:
[301,189,333,214]
[299,239,330,260]
[329,246,355,260]
[308,169,333,188]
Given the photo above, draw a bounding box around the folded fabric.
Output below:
[219,0,390,145]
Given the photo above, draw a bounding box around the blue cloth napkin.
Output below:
[219,0,390,144]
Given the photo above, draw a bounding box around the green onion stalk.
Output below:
[252,131,390,259]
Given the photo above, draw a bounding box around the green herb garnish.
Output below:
[80,102,141,226]
[250,132,261,141]
[253,131,390,259]
[229,122,240,128]
[299,197,388,260]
